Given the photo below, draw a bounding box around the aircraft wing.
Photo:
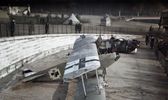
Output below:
[63,35,101,80]
[21,50,68,82]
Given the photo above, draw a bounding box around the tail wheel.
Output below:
[48,68,61,80]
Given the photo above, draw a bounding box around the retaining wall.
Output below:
[0,34,142,78]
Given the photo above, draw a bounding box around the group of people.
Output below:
[96,35,118,54]
[146,26,168,58]
[9,19,84,36]
[9,18,50,36]
[96,35,140,55]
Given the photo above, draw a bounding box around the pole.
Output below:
[96,69,99,85]
[96,69,101,94]
[0,24,1,37]
[81,75,87,96]
[119,10,121,17]
[85,73,88,79]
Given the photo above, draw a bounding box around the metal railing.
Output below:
[0,23,147,37]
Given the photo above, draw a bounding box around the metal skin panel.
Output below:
[64,36,100,80]
[64,61,100,80]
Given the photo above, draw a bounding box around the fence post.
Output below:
[57,25,59,34]
[52,24,54,34]
[57,24,59,34]
[86,25,88,33]
[61,24,63,34]
[54,24,56,34]
[56,24,58,34]
[104,26,105,34]
[18,24,19,36]
[22,24,25,35]
[0,24,1,37]
[50,24,52,34]
[66,25,67,34]
[51,24,52,34]
[6,24,9,37]
[38,24,40,35]
[23,24,25,35]
[100,25,101,34]
[96,26,97,34]
[83,25,85,33]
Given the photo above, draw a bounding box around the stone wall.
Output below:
[0,34,80,78]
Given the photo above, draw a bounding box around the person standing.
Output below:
[149,25,153,31]
[10,19,15,36]
[45,22,49,34]
[106,40,111,53]
[75,24,77,33]
[110,35,116,53]
[28,21,34,35]
[150,36,155,49]
[145,34,149,45]
[27,4,31,16]
[78,23,82,33]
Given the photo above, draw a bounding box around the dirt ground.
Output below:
[0,81,69,100]
[105,38,168,100]
[1,35,168,100]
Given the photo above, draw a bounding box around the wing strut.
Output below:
[81,75,87,96]
[85,73,88,79]
[81,69,101,97]
[96,69,101,94]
